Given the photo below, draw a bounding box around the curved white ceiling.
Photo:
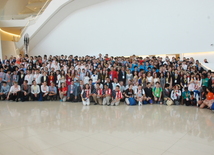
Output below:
[27,0,108,52]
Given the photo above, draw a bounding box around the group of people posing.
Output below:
[0,54,214,111]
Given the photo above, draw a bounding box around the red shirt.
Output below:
[105,88,111,95]
[116,90,123,99]
[139,60,144,65]
[59,87,67,96]
[109,70,118,81]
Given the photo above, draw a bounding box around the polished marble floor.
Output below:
[0,101,213,155]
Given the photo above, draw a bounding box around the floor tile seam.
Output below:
[0,130,36,141]
[54,140,104,154]
[12,134,57,153]
[160,131,190,155]
[116,145,157,155]
[33,145,73,155]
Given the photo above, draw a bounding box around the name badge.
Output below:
[122,76,125,79]
[175,80,177,83]
[70,91,73,94]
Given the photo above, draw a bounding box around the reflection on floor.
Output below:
[0,101,213,155]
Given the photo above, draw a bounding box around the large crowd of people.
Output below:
[0,53,214,111]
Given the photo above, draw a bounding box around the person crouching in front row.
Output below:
[31,80,40,101]
[111,85,123,106]
[0,81,10,100]
[41,81,49,101]
[7,82,21,102]
[102,84,112,106]
[59,82,67,102]
[92,83,103,105]
[21,80,31,102]
[67,80,76,102]
[81,84,91,106]
[49,82,57,101]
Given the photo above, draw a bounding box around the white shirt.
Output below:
[83,76,90,84]
[171,90,181,100]
[112,82,119,90]
[31,85,40,94]
[91,74,98,83]
[9,85,20,93]
[41,85,49,94]
[24,74,33,85]
[34,74,42,84]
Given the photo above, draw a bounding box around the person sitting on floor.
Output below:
[48,82,57,101]
[102,84,112,106]
[41,81,49,101]
[81,84,91,106]
[20,80,31,102]
[111,85,123,106]
[31,80,40,101]
[7,82,21,102]
[0,81,10,100]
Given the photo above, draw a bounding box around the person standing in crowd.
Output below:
[11,70,19,84]
[109,67,118,81]
[34,69,42,86]
[41,71,49,84]
[118,66,127,85]
[18,70,25,85]
[25,70,33,85]
[163,83,171,105]
[4,70,12,86]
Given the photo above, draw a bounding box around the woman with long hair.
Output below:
[165,71,172,88]
[48,71,55,86]
[66,69,72,86]
[81,84,91,106]
[83,71,90,84]
[160,73,165,89]
[146,72,153,86]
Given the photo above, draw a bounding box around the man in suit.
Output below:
[18,70,25,86]
[118,66,127,85]
[171,69,180,87]
[41,71,49,84]
[104,77,113,90]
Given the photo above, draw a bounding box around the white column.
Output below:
[0,31,2,61]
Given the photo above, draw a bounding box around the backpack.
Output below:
[129,97,137,105]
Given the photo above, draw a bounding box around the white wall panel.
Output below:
[30,0,214,57]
